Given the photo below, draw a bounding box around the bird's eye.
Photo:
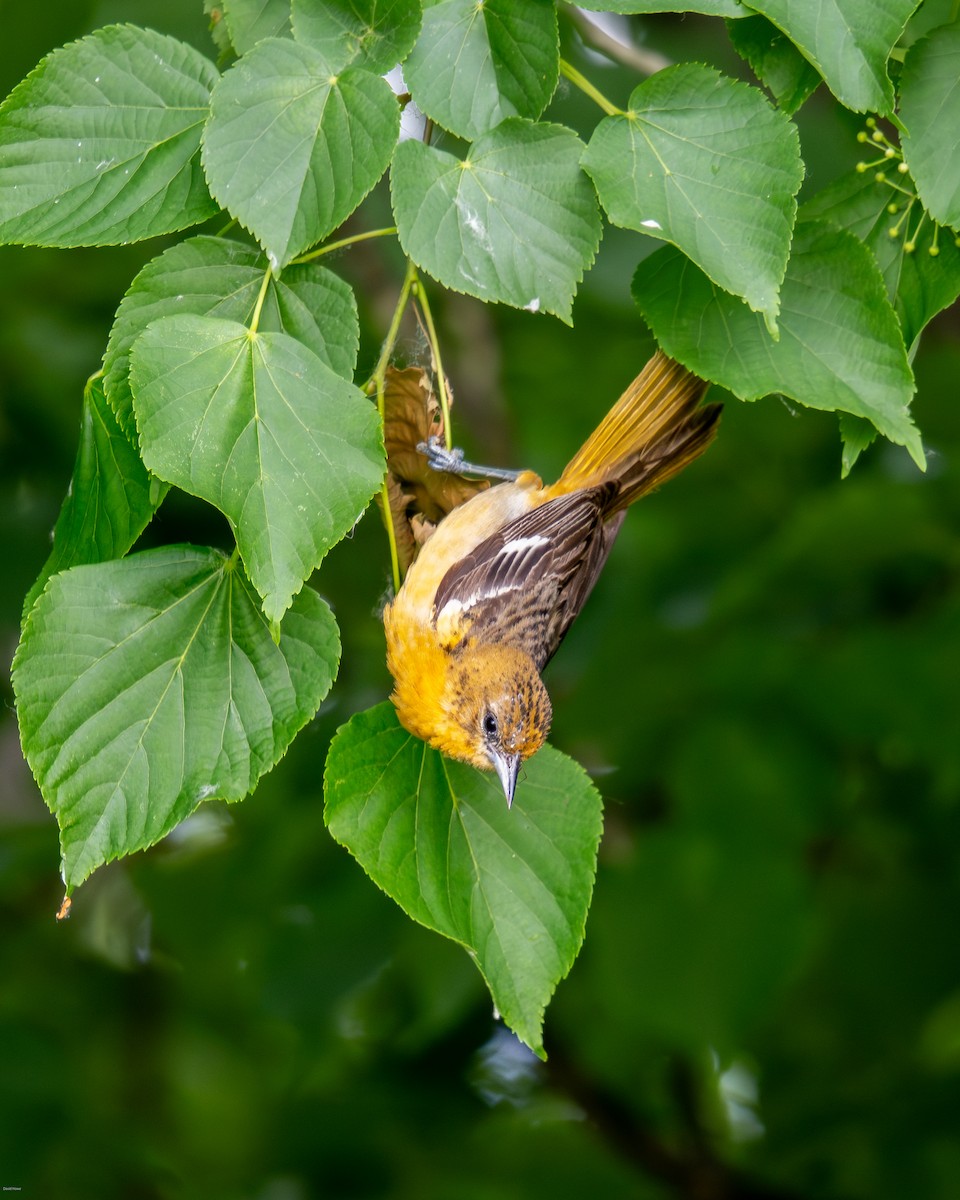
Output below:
[482,712,499,739]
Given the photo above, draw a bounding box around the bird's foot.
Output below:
[417,436,521,482]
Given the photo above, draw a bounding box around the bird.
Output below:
[383,350,722,806]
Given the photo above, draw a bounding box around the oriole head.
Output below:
[441,641,552,807]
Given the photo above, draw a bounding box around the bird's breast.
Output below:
[390,473,542,629]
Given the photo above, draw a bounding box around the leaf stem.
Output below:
[84,368,105,399]
[411,274,452,452]
[559,59,623,117]
[369,258,418,403]
[381,479,403,596]
[292,226,399,265]
[248,269,272,335]
[565,8,669,76]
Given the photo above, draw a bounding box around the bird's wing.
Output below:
[432,485,621,669]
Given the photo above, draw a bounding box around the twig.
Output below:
[566,7,671,76]
[545,1041,807,1200]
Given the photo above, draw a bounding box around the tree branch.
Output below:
[565,7,671,77]
[545,1041,807,1200]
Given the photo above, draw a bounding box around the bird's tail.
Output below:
[552,351,721,512]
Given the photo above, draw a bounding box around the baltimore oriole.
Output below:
[383,350,721,805]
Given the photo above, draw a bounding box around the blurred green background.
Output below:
[3,4,960,1198]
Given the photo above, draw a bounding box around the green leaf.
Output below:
[129,315,384,623]
[292,0,422,73]
[103,234,360,441]
[403,0,558,141]
[582,64,802,334]
[900,20,960,230]
[575,0,741,13]
[13,546,340,889]
[0,25,218,247]
[839,413,879,477]
[632,220,924,465]
[391,118,601,323]
[22,377,166,619]
[899,0,958,49]
[205,0,237,58]
[202,38,399,269]
[223,0,293,52]
[745,0,920,114]
[727,14,822,114]
[801,168,960,350]
[324,702,603,1055]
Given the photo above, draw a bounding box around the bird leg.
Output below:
[417,436,522,482]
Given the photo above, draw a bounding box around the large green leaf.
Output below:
[727,14,822,115]
[324,702,604,1055]
[129,315,384,624]
[403,0,558,141]
[0,25,218,247]
[22,376,166,618]
[582,64,802,334]
[13,546,340,889]
[103,235,359,441]
[900,20,960,230]
[746,0,920,114]
[391,118,601,323]
[202,37,399,269]
[802,169,960,351]
[632,220,923,465]
[292,0,422,73]
[223,0,293,52]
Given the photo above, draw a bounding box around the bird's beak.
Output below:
[491,750,521,808]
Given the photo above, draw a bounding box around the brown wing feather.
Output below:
[433,486,619,669]
[430,353,721,670]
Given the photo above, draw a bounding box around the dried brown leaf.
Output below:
[380,366,488,571]
[376,471,419,576]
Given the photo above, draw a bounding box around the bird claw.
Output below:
[417,436,522,482]
[417,437,467,474]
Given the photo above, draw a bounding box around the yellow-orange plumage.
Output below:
[383,350,721,804]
